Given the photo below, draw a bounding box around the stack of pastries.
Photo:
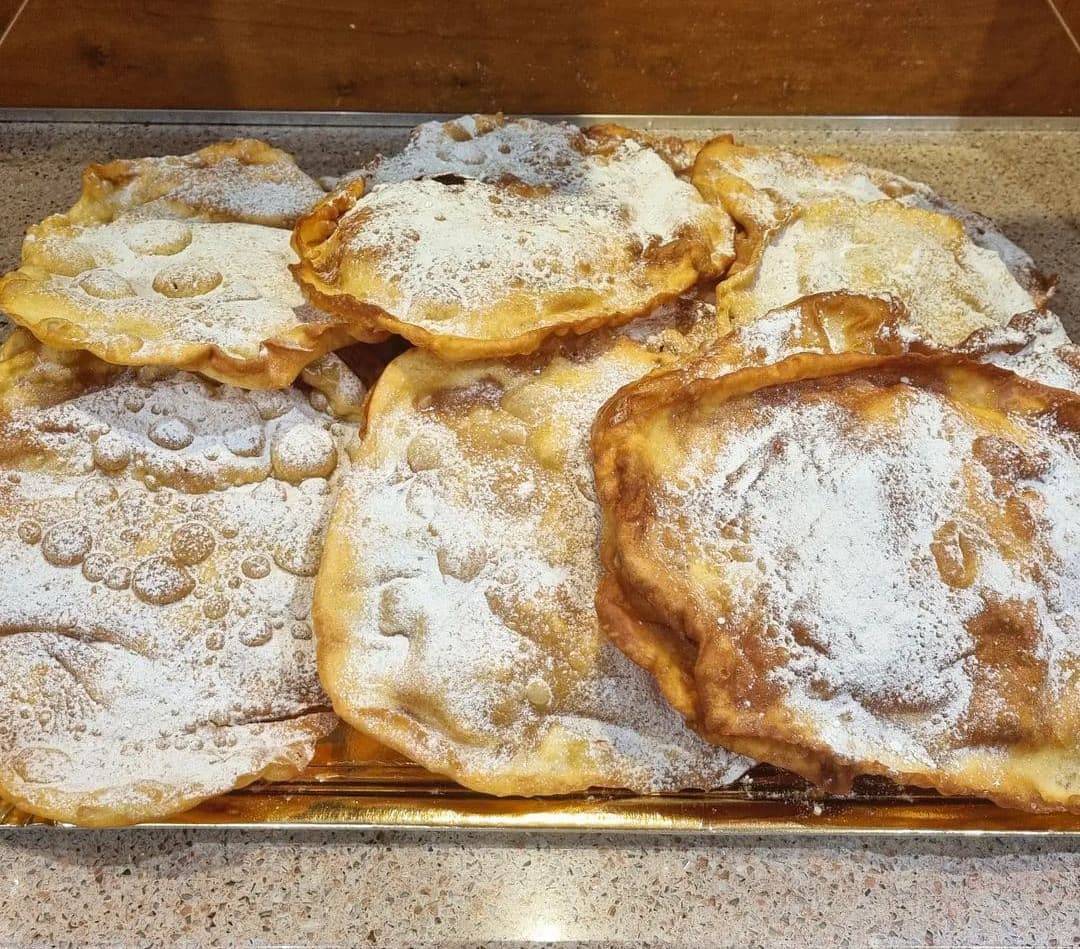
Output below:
[0,116,1076,826]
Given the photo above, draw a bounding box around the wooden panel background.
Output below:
[0,0,1079,114]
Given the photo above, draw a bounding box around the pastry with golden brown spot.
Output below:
[607,292,1077,426]
[0,212,372,389]
[593,350,1080,812]
[313,305,748,796]
[67,139,326,229]
[692,139,1052,300]
[350,114,707,186]
[292,117,734,361]
[583,124,714,178]
[716,197,1038,347]
[0,330,365,826]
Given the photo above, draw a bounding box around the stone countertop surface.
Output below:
[1,120,1080,948]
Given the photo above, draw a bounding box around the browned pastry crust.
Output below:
[593,349,1080,811]
[0,211,367,389]
[691,139,1054,304]
[0,330,365,825]
[584,124,724,178]
[67,138,326,228]
[312,300,748,796]
[291,120,735,361]
[713,196,1040,348]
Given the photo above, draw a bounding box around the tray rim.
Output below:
[2,108,1080,131]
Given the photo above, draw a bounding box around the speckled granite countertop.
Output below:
[2,119,1080,948]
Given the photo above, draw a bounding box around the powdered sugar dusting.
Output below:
[359,115,588,188]
[323,137,732,339]
[725,199,1036,347]
[717,296,1079,394]
[975,311,1080,393]
[336,139,725,328]
[0,340,362,823]
[320,331,750,794]
[655,370,1080,768]
[11,217,336,360]
[705,144,1040,287]
[722,147,896,214]
[76,142,325,228]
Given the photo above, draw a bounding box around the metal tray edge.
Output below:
[2,108,1080,131]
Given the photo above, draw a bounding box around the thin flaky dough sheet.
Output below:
[0,330,366,826]
[66,139,327,229]
[593,344,1080,813]
[0,214,368,389]
[291,116,735,361]
[691,139,1053,303]
[714,197,1038,348]
[313,298,750,796]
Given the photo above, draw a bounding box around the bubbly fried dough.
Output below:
[716,198,1037,347]
[356,114,588,187]
[313,300,748,796]
[593,351,1080,812]
[67,139,326,229]
[0,213,370,389]
[351,114,708,186]
[0,330,364,826]
[692,140,1052,300]
[292,118,734,361]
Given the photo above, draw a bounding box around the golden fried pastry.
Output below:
[692,140,1050,300]
[610,292,1077,420]
[313,302,748,796]
[67,139,325,229]
[356,114,586,187]
[596,293,1076,734]
[0,330,365,826]
[716,197,1037,347]
[0,212,369,389]
[970,310,1080,394]
[593,351,1080,812]
[292,120,735,361]
[352,114,706,186]
[582,124,712,178]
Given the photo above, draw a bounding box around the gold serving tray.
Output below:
[3,111,1080,835]
[5,723,1080,833]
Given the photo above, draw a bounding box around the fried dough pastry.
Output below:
[357,114,587,187]
[692,140,1050,300]
[585,124,710,178]
[593,351,1080,812]
[67,139,325,229]
[0,213,367,389]
[353,114,706,186]
[0,330,365,826]
[972,310,1080,394]
[313,301,749,796]
[612,292,1077,417]
[596,293,1077,735]
[292,120,734,361]
[716,197,1037,347]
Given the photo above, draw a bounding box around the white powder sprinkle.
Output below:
[319,324,750,794]
[0,340,362,823]
[654,369,1080,771]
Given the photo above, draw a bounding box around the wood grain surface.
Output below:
[1051,0,1080,42]
[0,0,1078,114]
[0,0,27,39]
